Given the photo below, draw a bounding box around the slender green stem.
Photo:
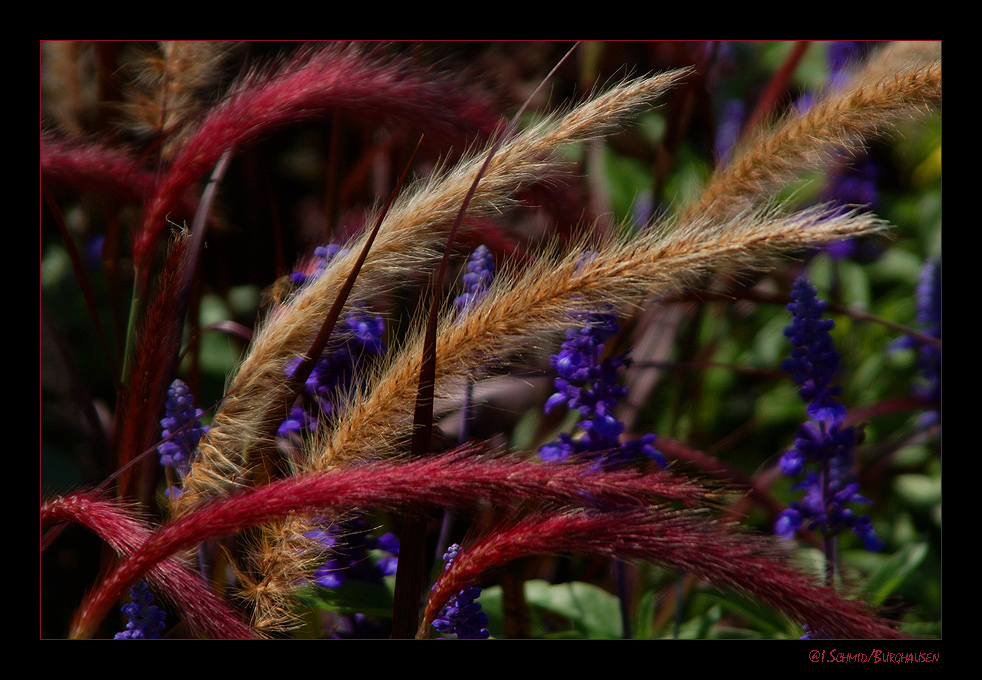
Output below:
[119,284,142,387]
[821,455,837,589]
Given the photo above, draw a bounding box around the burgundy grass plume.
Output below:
[112,233,194,500]
[422,509,904,639]
[42,491,257,639]
[134,44,500,275]
[61,451,714,637]
[41,133,157,205]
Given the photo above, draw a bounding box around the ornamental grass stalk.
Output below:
[41,41,941,640]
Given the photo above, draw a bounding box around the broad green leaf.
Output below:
[304,579,394,619]
[861,543,929,607]
[523,579,623,639]
[697,589,793,636]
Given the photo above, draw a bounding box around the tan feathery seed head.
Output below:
[232,511,349,633]
[177,69,691,512]
[852,40,941,86]
[304,205,888,475]
[119,41,238,155]
[687,43,941,223]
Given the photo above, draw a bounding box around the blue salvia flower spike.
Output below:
[775,277,882,554]
[431,544,490,639]
[437,244,496,579]
[780,278,847,424]
[158,379,209,499]
[114,580,166,639]
[454,244,495,314]
[276,248,387,447]
[538,305,663,469]
[273,245,393,629]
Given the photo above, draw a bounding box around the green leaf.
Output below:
[894,474,942,507]
[303,579,394,619]
[523,579,623,638]
[837,258,872,312]
[860,543,929,607]
[697,589,794,636]
[602,146,654,225]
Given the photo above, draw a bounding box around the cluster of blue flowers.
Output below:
[289,244,347,287]
[887,258,941,428]
[277,245,387,443]
[277,311,386,440]
[417,247,499,639]
[121,378,210,637]
[774,278,882,552]
[454,244,495,313]
[158,379,209,499]
[431,544,490,639]
[305,517,400,589]
[114,580,166,639]
[538,309,663,469]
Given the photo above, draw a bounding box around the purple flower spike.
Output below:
[775,278,881,552]
[538,305,664,469]
[781,278,847,424]
[114,580,166,639]
[454,244,495,313]
[432,544,490,639]
[158,379,208,497]
[275,268,386,448]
